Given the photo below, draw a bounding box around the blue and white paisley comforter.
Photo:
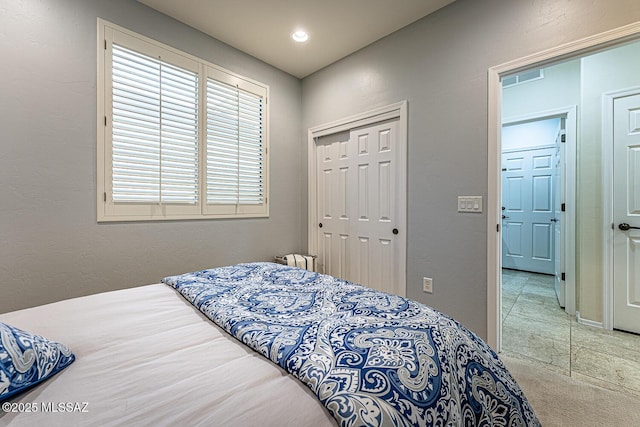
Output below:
[163,262,539,427]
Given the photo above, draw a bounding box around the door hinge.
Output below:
[104,116,107,126]
[561,134,566,143]
[561,272,565,281]
[104,192,107,202]
[561,203,565,212]
[104,39,107,50]
[496,224,500,232]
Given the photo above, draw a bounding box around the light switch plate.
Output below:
[458,196,483,213]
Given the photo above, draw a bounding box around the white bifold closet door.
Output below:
[316,119,403,296]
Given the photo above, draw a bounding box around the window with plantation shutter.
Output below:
[205,76,265,214]
[112,44,199,205]
[97,20,269,221]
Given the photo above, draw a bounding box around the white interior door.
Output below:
[502,147,556,274]
[613,93,640,334]
[554,125,566,307]
[316,119,403,295]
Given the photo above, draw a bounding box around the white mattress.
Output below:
[0,284,336,427]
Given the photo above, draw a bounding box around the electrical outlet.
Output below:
[423,277,433,293]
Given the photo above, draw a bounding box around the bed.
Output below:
[0,262,539,426]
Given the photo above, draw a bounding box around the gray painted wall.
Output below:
[0,0,303,313]
[301,0,640,338]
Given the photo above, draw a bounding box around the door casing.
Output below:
[307,101,408,296]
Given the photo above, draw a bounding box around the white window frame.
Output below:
[97,19,269,222]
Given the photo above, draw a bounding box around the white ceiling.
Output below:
[137,0,455,78]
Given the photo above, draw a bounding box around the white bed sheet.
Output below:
[0,284,336,427]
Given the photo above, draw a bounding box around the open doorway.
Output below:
[488,25,640,394]
[500,104,577,318]
[500,109,576,373]
[502,118,563,277]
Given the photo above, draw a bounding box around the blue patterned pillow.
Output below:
[0,322,75,400]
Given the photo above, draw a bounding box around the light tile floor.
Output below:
[501,268,640,397]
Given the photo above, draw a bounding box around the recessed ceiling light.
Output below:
[291,30,309,43]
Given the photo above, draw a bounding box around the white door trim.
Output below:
[487,20,640,351]
[307,101,408,295]
[503,106,577,316]
[602,86,640,331]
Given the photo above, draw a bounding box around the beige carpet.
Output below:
[502,355,640,426]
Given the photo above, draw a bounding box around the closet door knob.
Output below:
[392,228,399,235]
[319,223,323,228]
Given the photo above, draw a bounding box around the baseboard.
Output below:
[576,311,604,329]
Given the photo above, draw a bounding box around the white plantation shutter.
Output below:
[98,21,268,221]
[206,79,264,207]
[238,90,264,204]
[111,44,198,204]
